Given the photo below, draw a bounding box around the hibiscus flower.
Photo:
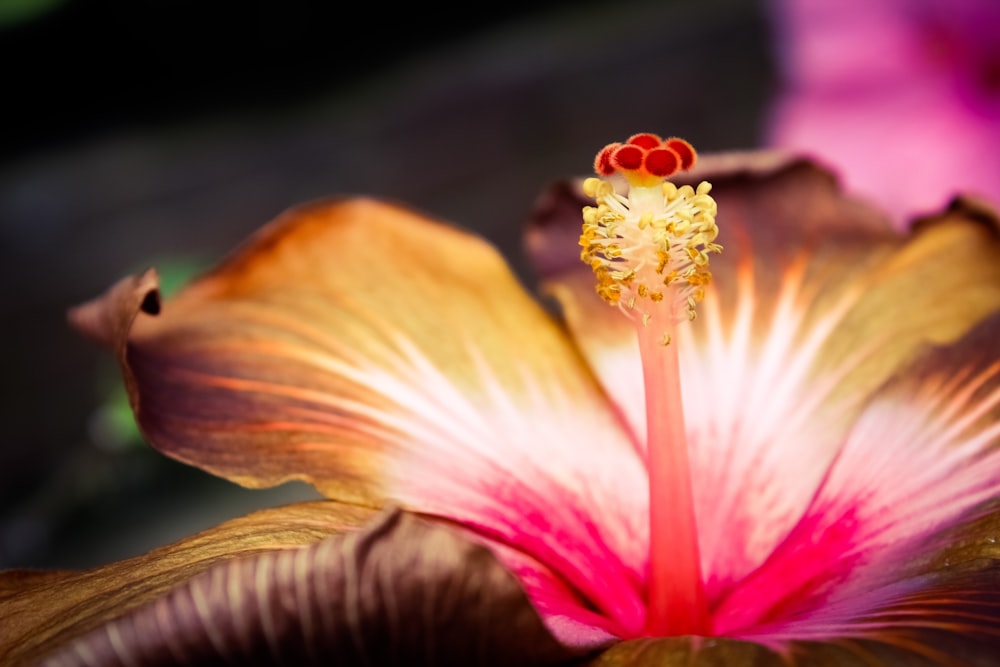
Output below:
[767,0,1000,224]
[2,141,999,666]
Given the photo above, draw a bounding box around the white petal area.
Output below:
[190,294,652,637]
[712,323,1000,638]
[541,263,889,606]
[377,328,651,638]
[527,158,1000,646]
[537,205,1000,620]
[679,252,900,598]
[116,197,653,641]
[545,233,1000,615]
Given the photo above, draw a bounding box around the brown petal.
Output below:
[70,198,652,639]
[0,501,374,666]
[71,197,637,504]
[33,509,574,667]
[68,269,162,402]
[69,269,162,349]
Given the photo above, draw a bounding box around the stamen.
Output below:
[580,133,720,637]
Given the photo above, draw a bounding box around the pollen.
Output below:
[581,134,720,334]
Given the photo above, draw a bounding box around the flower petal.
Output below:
[585,637,783,666]
[526,154,1000,609]
[588,634,1000,666]
[0,501,374,666]
[73,198,651,640]
[710,311,1000,642]
[26,509,573,667]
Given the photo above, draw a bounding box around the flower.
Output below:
[2,146,1000,666]
[766,0,1000,223]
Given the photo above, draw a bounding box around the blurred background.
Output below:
[3,0,997,570]
[0,0,774,569]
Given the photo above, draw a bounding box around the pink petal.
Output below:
[713,313,1000,641]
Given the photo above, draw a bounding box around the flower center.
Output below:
[580,133,720,637]
[580,135,720,342]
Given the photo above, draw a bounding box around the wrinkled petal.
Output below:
[29,509,572,667]
[0,501,374,666]
[72,198,650,641]
[526,154,1000,627]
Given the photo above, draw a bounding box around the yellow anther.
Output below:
[581,136,721,339]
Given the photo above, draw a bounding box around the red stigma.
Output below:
[627,133,663,150]
[613,145,644,170]
[666,138,697,170]
[594,144,620,176]
[644,148,681,177]
[592,133,698,184]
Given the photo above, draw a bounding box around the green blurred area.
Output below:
[0,0,67,27]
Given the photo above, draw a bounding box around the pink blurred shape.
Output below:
[766,0,1000,223]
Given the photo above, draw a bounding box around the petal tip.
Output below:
[68,268,161,349]
[910,194,1000,236]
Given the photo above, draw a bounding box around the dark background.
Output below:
[0,0,774,568]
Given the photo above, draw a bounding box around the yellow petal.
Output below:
[72,198,651,636]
